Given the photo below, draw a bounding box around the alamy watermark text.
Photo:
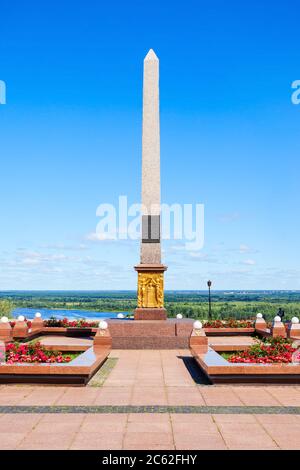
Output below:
[0,80,6,104]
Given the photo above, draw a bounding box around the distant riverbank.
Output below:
[2,290,299,321]
[12,307,130,321]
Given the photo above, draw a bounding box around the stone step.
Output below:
[111,336,190,349]
[107,319,194,349]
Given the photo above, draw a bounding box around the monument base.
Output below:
[134,308,167,321]
[107,319,194,349]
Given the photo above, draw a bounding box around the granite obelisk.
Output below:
[134,49,167,321]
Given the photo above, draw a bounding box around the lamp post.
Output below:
[207,280,212,319]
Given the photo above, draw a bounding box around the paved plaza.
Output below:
[0,350,299,450]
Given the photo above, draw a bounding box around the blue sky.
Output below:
[0,0,300,290]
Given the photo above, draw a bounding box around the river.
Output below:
[12,308,130,321]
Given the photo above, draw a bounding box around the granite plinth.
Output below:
[134,308,167,321]
[107,319,194,349]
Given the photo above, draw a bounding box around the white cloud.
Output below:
[242,259,256,266]
[239,244,250,253]
[86,232,116,241]
[18,251,71,265]
[41,243,88,251]
[187,252,218,263]
[239,244,259,254]
[22,257,41,266]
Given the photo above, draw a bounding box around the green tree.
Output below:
[0,299,14,318]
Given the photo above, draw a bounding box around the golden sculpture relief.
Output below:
[137,272,164,308]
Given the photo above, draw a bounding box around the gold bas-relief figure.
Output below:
[137,272,164,308]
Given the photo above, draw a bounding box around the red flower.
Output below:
[45,316,98,328]
[226,336,296,364]
[203,318,254,328]
[4,342,72,364]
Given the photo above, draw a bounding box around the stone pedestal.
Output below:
[134,308,167,321]
[134,264,167,320]
[93,329,112,350]
[271,321,286,338]
[13,321,29,339]
[189,328,208,354]
[289,323,300,339]
[0,322,13,342]
[255,319,267,330]
[31,317,44,332]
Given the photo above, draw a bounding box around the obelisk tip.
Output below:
[144,49,159,62]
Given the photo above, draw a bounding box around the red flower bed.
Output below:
[9,320,32,328]
[203,318,254,328]
[44,317,98,328]
[5,342,73,364]
[226,336,297,364]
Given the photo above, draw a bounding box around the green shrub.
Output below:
[0,299,14,319]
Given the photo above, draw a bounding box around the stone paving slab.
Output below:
[0,350,300,409]
[0,350,299,450]
[0,412,298,450]
[1,386,298,407]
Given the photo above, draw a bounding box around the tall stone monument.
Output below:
[134,49,167,320]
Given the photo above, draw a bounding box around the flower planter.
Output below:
[0,346,110,385]
[191,334,300,383]
[191,346,300,384]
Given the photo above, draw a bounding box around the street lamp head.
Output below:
[207,280,212,288]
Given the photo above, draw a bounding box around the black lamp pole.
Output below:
[207,280,212,319]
